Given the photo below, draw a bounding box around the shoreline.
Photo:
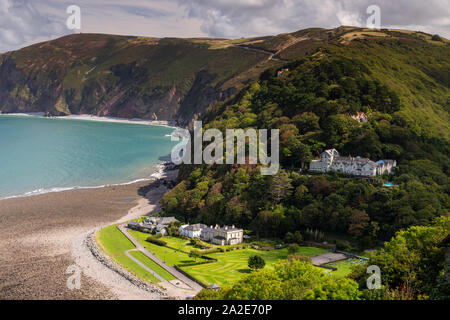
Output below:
[0,113,180,129]
[0,162,168,201]
[70,166,183,300]
[0,163,180,300]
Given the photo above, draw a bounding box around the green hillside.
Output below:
[161,28,449,247]
[1,27,447,132]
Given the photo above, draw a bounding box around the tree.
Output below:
[287,243,300,255]
[285,136,312,169]
[304,278,361,300]
[269,171,293,203]
[189,249,201,262]
[248,255,266,271]
[293,231,303,244]
[348,209,370,238]
[350,216,450,299]
[284,232,294,243]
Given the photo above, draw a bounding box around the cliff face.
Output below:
[0,29,335,124]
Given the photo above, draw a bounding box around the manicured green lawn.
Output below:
[326,259,365,278]
[180,246,329,287]
[102,229,330,287]
[129,251,176,281]
[129,230,197,266]
[96,224,171,283]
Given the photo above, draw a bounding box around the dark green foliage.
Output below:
[248,255,266,270]
[161,48,449,244]
[287,243,300,255]
[146,237,167,246]
[350,216,450,299]
[189,249,202,262]
[197,260,361,300]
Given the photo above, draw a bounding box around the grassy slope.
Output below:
[4,27,447,133]
[325,32,450,140]
[129,230,196,266]
[96,224,164,283]
[7,34,277,108]
[181,247,329,286]
[128,251,177,281]
[128,231,329,286]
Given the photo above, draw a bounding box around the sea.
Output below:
[0,115,178,199]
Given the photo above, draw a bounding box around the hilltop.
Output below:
[1,26,447,131]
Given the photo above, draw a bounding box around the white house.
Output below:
[204,225,244,246]
[179,224,206,238]
[178,224,244,245]
[310,149,396,177]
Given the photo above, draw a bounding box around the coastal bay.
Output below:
[0,115,181,299]
[0,179,167,299]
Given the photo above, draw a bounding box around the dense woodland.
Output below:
[160,38,449,299]
[162,54,449,249]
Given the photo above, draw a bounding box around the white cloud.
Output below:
[177,0,450,38]
[0,0,68,52]
[1,0,449,52]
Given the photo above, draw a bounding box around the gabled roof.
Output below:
[185,223,207,231]
[208,283,221,289]
[157,217,179,225]
[323,149,340,157]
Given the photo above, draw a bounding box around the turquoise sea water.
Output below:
[0,115,177,199]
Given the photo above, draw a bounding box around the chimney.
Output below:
[232,225,235,229]
[225,226,228,230]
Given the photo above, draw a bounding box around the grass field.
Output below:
[128,230,198,266]
[96,224,172,283]
[180,246,329,287]
[100,228,331,287]
[128,251,177,281]
[326,259,364,278]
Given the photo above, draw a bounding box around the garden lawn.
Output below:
[96,224,167,283]
[326,259,365,278]
[180,246,329,287]
[129,251,177,281]
[128,230,197,266]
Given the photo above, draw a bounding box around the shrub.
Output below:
[146,237,167,246]
[287,243,300,255]
[189,249,201,261]
[248,255,266,270]
[336,240,352,251]
[194,242,210,249]
[201,248,220,255]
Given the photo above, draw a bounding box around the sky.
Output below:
[1,0,449,52]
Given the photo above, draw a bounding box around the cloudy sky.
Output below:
[1,0,449,52]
